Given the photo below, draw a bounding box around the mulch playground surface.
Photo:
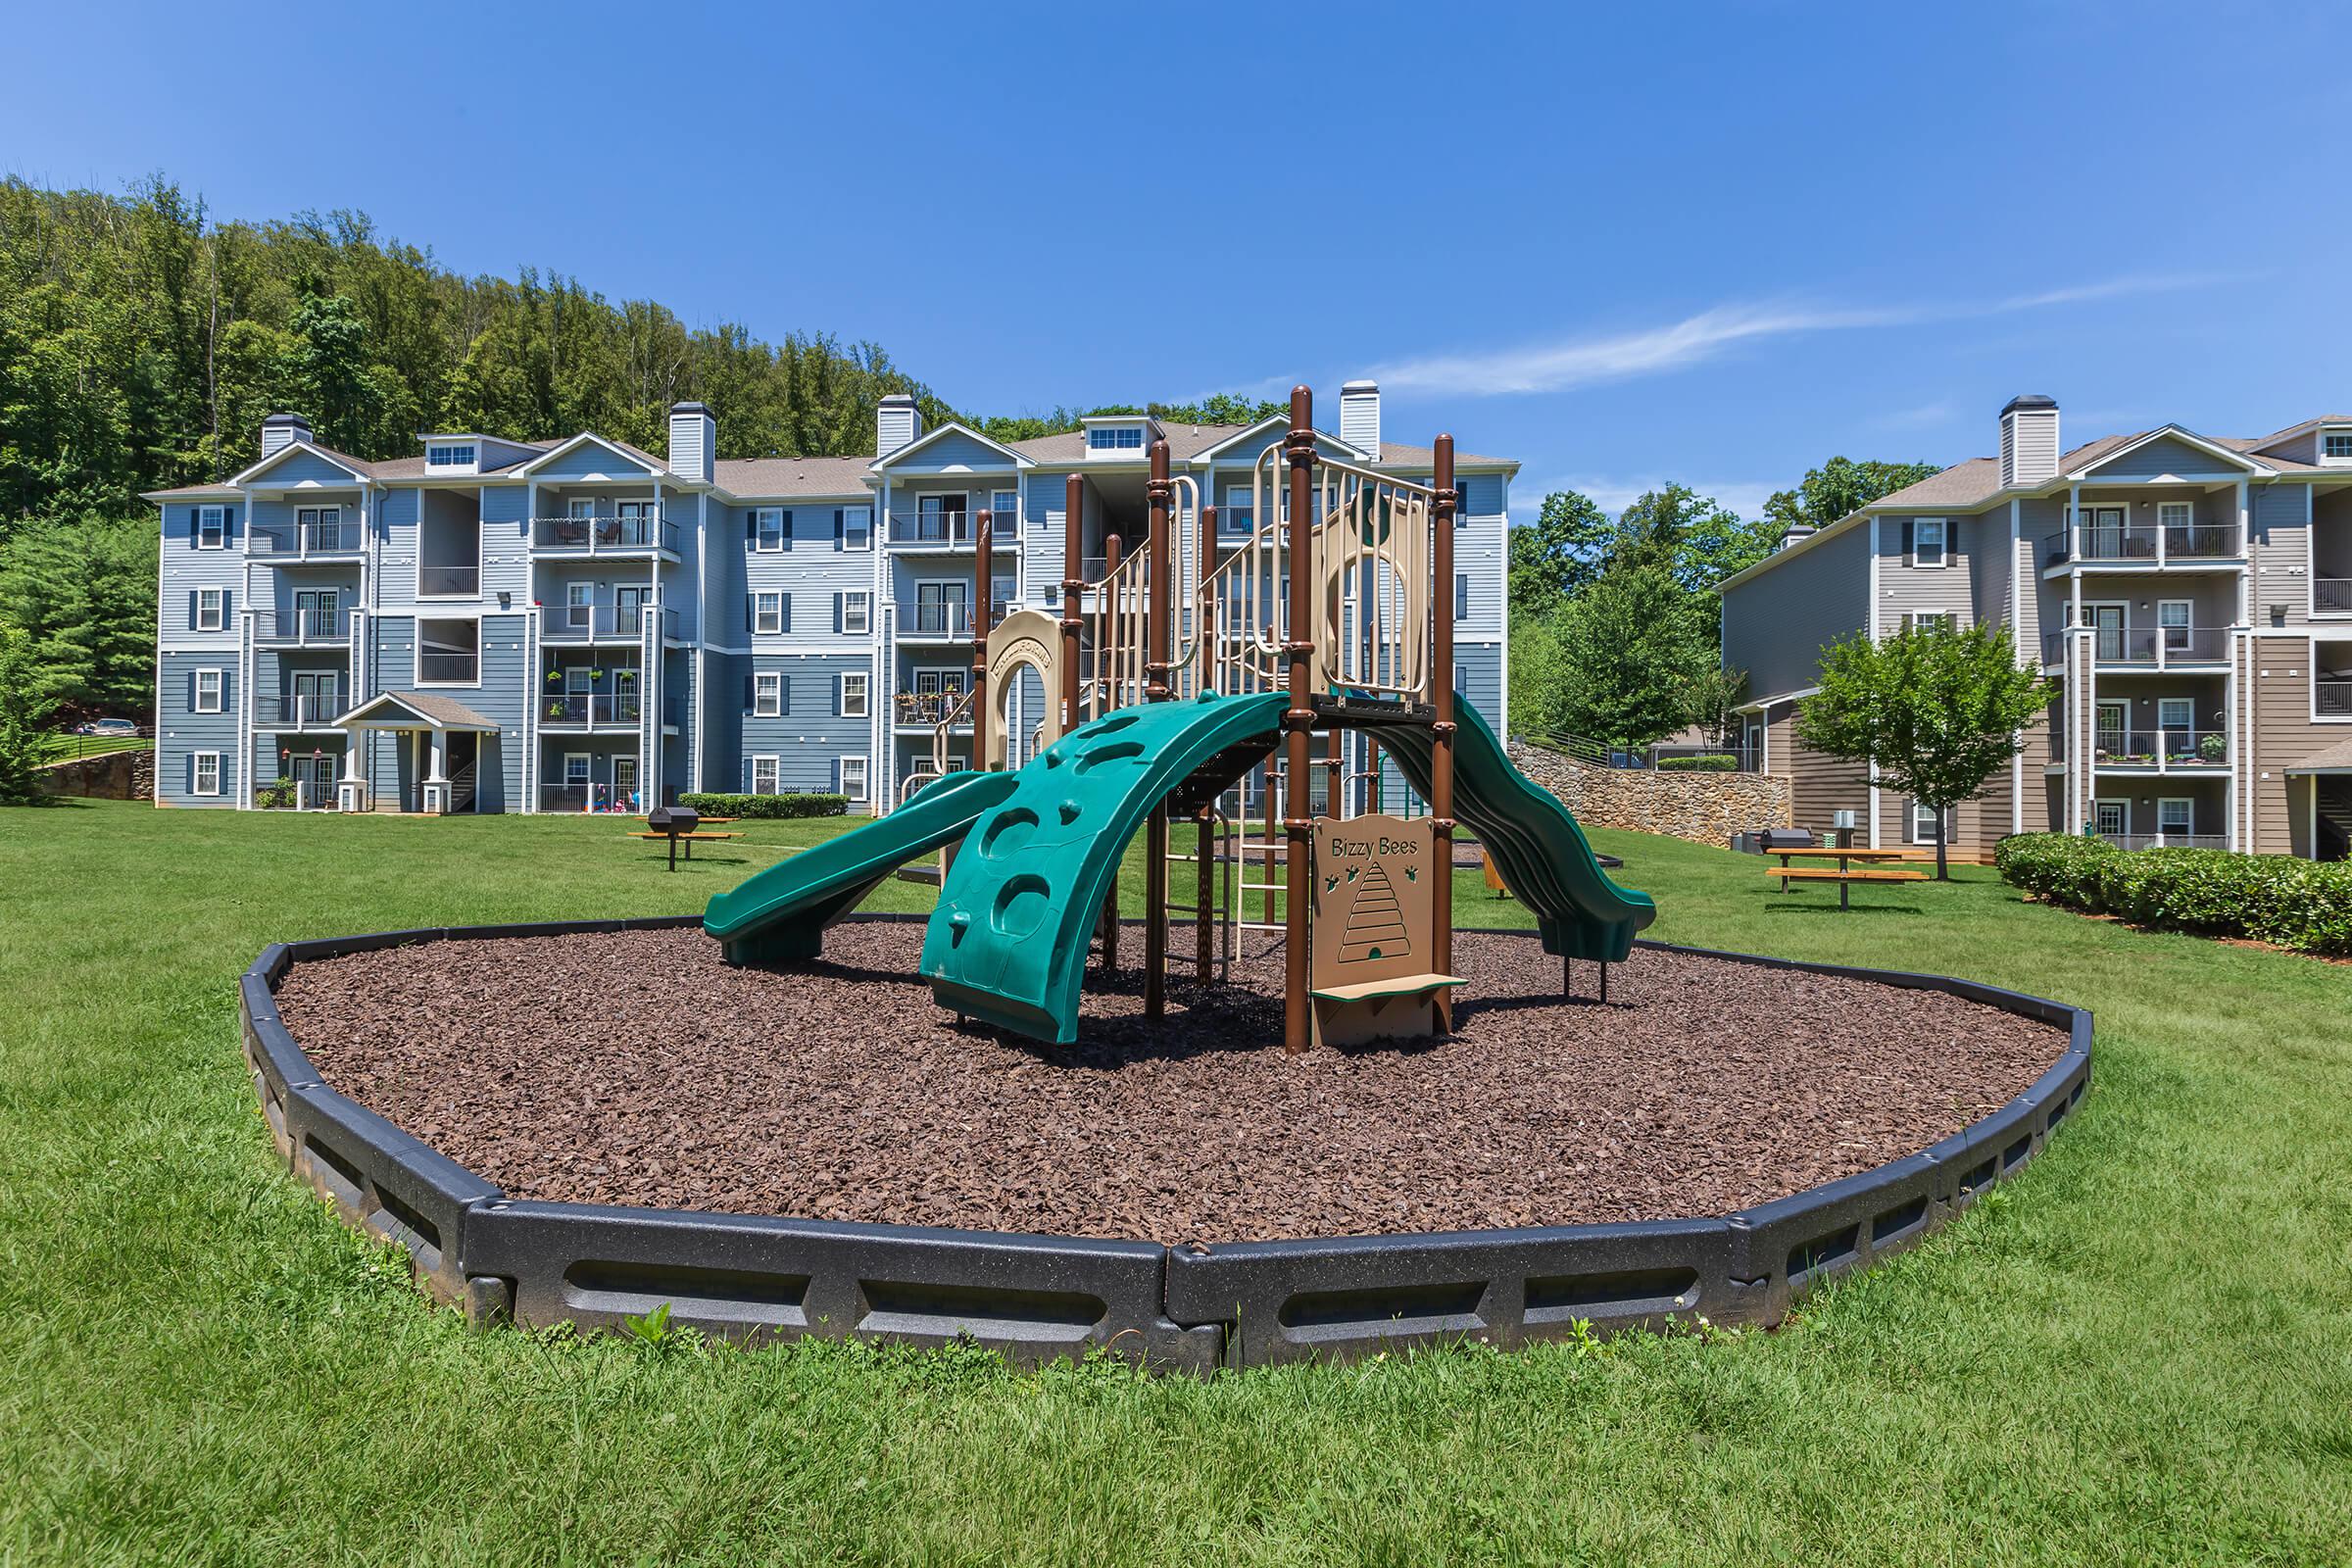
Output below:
[277,921,2065,1247]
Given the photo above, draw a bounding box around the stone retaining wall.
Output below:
[1508,742,1789,848]
[37,747,153,802]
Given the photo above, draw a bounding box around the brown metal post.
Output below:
[1431,434,1457,1023]
[1060,474,1084,735]
[972,509,993,768]
[1282,385,1316,1054]
[1144,442,1173,1016]
[1198,504,1217,697]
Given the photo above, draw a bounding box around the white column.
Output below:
[428,729,447,783]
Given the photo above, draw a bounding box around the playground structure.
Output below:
[704,387,1657,1050]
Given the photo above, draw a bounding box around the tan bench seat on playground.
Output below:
[1771,863,1926,909]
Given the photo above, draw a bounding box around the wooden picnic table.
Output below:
[625,830,742,863]
[1766,849,1927,908]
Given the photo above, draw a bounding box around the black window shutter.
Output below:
[833,592,843,633]
[746,513,757,546]
[742,673,754,712]
[1902,519,1915,565]
[779,510,792,551]
[187,510,198,550]
[832,676,841,717]
[834,509,845,550]
[780,596,791,634]
[779,675,790,712]
[746,594,755,633]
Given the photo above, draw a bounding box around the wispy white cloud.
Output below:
[1373,272,2244,398]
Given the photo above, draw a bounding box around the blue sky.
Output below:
[8,2,2347,515]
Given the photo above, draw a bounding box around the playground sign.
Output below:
[1308,814,1460,1048]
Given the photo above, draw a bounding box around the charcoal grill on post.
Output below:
[648,805,701,870]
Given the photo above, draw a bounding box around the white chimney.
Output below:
[1999,394,2060,488]
[1340,379,1381,459]
[667,401,715,483]
[876,393,923,459]
[260,413,312,458]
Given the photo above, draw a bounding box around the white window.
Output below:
[840,671,868,717]
[2157,501,2193,531]
[1910,799,1950,844]
[755,509,786,553]
[1905,612,1958,635]
[2325,431,2352,460]
[843,591,870,634]
[2157,798,2193,839]
[196,589,224,632]
[192,752,221,796]
[755,592,784,635]
[197,506,225,549]
[564,754,590,786]
[839,756,868,802]
[2158,600,2193,652]
[990,491,1019,532]
[1912,517,1947,566]
[2094,801,2128,838]
[426,443,476,468]
[193,668,223,712]
[1087,426,1144,451]
[840,507,872,550]
[752,756,780,795]
[754,672,782,716]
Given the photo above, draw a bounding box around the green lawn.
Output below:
[1,799,2347,1565]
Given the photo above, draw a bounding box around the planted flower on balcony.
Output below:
[545,669,562,685]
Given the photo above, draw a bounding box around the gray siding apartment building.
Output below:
[146,381,1515,815]
[1721,395,2352,859]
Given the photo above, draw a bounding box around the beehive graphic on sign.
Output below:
[1334,859,1412,964]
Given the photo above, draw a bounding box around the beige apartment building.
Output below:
[1720,395,2352,859]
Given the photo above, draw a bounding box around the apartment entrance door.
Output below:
[289,751,336,809]
[2088,604,2127,662]
[2095,700,2129,760]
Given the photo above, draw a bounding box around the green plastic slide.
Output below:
[920,691,1290,1042]
[1377,696,1655,961]
[705,768,1018,967]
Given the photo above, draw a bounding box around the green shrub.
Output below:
[677,791,848,820]
[1994,832,2352,956]
[1656,754,1739,772]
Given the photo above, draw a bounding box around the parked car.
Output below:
[74,717,139,736]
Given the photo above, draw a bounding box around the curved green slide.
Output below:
[1376,696,1655,961]
[706,768,1018,967]
[921,691,1290,1043]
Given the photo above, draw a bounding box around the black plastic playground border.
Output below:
[238,913,2091,1372]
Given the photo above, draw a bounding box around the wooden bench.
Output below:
[1769,864,1927,909]
[626,830,742,862]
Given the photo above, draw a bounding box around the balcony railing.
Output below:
[418,564,479,597]
[895,690,969,725]
[2098,832,2230,852]
[538,692,644,727]
[250,520,363,556]
[416,653,479,684]
[531,515,680,553]
[537,783,640,813]
[2316,579,2352,614]
[538,605,676,642]
[905,602,975,637]
[2042,626,2229,664]
[887,513,973,546]
[2090,728,2230,769]
[251,609,353,645]
[2043,522,2241,565]
[2319,681,2352,717]
[254,693,347,728]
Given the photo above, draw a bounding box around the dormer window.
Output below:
[2325,430,2352,461]
[1087,426,1145,452]
[426,442,478,470]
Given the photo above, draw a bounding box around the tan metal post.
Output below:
[1431,434,1457,1025]
[1061,474,1083,735]
[1282,385,1316,1054]
[972,509,992,768]
[1144,442,1173,1015]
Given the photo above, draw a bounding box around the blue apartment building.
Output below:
[145,381,1515,814]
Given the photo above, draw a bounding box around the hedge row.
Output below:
[1656,755,1740,772]
[1994,832,2352,956]
[677,792,849,820]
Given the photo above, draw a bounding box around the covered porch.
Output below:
[336,691,501,814]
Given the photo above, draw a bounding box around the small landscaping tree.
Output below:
[0,626,61,806]
[1795,619,2049,879]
